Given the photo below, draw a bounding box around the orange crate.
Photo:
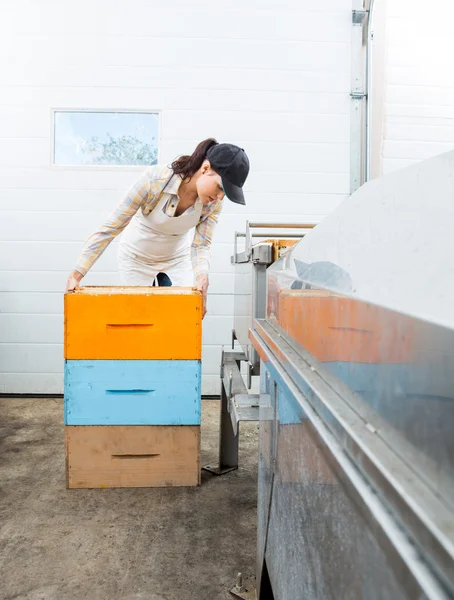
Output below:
[64,286,202,360]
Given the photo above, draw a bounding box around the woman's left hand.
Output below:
[195,273,209,319]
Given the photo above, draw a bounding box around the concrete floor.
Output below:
[0,398,258,600]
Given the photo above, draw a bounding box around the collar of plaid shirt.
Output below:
[157,167,211,216]
[163,170,183,196]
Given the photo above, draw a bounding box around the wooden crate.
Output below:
[269,238,298,262]
[65,425,201,488]
[252,239,298,262]
[64,286,202,360]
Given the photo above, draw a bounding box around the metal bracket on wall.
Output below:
[352,9,367,24]
[350,91,367,100]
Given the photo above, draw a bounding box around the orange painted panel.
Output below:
[278,290,414,363]
[64,286,202,360]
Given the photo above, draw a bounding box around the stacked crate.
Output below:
[64,286,202,488]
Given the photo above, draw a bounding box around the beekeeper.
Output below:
[65,138,250,317]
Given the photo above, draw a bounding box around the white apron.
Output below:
[118,191,203,286]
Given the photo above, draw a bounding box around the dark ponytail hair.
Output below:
[171,138,218,181]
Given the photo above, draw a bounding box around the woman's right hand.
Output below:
[66,270,83,293]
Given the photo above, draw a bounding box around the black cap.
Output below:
[207,143,249,205]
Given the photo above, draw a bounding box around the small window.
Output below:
[53,110,159,167]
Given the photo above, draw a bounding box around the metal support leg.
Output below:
[204,377,239,475]
[203,351,259,476]
[220,382,240,473]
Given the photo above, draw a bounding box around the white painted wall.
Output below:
[0,0,352,395]
[372,0,454,176]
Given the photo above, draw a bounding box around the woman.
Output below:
[65,138,250,317]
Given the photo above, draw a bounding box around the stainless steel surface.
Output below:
[221,351,247,366]
[253,153,454,599]
[252,327,448,600]
[231,394,260,435]
[203,352,258,476]
[252,320,454,596]
[235,232,309,239]
[222,355,259,436]
[256,369,276,596]
[203,378,238,476]
[247,223,316,229]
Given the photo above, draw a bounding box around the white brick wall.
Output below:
[0,0,352,394]
[377,0,454,175]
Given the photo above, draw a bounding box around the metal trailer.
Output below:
[250,152,454,599]
[216,153,454,599]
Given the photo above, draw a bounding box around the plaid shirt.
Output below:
[74,165,222,279]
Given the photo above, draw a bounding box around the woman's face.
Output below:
[196,160,225,206]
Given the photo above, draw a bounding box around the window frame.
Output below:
[50,108,162,171]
